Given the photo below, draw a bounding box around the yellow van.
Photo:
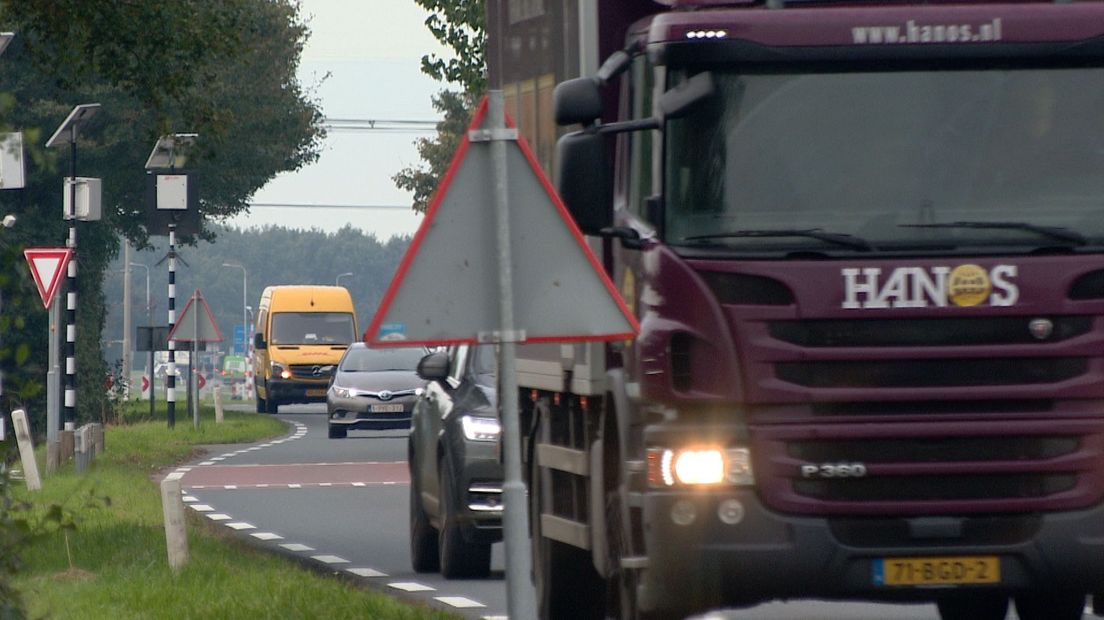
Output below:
[253,285,357,414]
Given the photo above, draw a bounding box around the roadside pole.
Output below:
[487,90,537,620]
[46,289,60,471]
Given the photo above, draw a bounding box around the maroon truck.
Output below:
[489,1,1104,618]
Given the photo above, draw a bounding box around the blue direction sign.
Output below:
[233,324,246,354]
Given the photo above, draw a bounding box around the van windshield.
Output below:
[271,312,355,345]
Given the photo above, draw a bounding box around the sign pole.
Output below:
[166,224,177,428]
[192,289,199,429]
[487,89,537,619]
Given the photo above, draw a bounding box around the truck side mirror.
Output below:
[253,332,266,350]
[555,130,612,235]
[554,77,603,127]
[416,351,449,381]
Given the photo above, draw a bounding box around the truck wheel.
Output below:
[935,594,1008,620]
[530,463,604,619]
[409,472,439,573]
[438,457,491,579]
[1014,591,1086,620]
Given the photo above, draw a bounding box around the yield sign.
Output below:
[168,289,223,343]
[364,97,639,346]
[24,248,73,310]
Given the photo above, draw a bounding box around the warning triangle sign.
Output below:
[24,248,73,310]
[168,289,224,343]
[364,97,639,346]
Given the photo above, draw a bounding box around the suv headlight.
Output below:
[460,415,501,442]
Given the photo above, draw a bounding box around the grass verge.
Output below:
[11,404,458,620]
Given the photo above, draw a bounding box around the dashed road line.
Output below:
[436,597,485,609]
[206,514,232,521]
[389,582,435,592]
[311,555,349,564]
[346,567,387,578]
[189,504,214,512]
[280,543,315,552]
[251,532,284,541]
[225,522,256,530]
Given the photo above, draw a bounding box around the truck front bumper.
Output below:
[637,489,1104,615]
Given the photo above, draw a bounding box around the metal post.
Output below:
[488,90,536,619]
[64,127,77,427]
[122,241,132,400]
[46,294,60,471]
[192,289,199,429]
[166,224,176,428]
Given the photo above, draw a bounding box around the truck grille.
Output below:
[288,364,332,380]
[776,358,1086,389]
[754,420,1104,516]
[769,316,1091,347]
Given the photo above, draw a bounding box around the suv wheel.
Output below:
[438,456,491,578]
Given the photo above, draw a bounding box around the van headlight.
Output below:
[460,415,501,442]
[647,447,754,487]
[271,362,291,380]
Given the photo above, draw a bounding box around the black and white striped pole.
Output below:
[145,132,197,429]
[166,224,177,428]
[46,104,100,429]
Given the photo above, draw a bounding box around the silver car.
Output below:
[326,343,426,439]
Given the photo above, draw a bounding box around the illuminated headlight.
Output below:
[332,385,356,398]
[647,447,754,487]
[686,29,728,39]
[461,415,501,442]
[271,362,291,380]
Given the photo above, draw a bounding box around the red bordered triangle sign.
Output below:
[24,248,73,310]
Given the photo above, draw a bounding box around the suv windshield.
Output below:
[271,312,355,345]
[664,66,1104,252]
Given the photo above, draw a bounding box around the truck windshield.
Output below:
[664,66,1104,253]
[271,312,355,345]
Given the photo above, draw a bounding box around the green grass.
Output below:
[10,404,458,620]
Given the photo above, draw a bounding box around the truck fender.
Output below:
[590,367,633,577]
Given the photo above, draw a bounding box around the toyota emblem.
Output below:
[377,390,393,401]
[1028,318,1054,340]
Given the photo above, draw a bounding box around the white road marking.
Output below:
[482,616,509,620]
[176,467,192,472]
[256,484,269,488]
[181,496,197,503]
[319,483,332,487]
[189,504,214,512]
[165,472,185,481]
[206,514,232,521]
[436,597,485,609]
[311,555,349,564]
[199,461,216,466]
[288,484,302,489]
[280,543,314,552]
[388,582,435,592]
[225,522,256,530]
[251,532,284,541]
[346,568,387,578]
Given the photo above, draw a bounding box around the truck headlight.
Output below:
[460,415,501,442]
[647,447,754,487]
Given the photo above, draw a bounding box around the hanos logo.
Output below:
[841,264,1018,309]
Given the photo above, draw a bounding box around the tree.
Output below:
[393,0,486,213]
[0,0,325,424]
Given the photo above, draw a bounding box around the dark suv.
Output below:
[408,345,503,579]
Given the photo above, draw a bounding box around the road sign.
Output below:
[24,248,73,310]
[364,96,639,346]
[168,290,223,343]
[141,375,150,393]
[233,324,246,354]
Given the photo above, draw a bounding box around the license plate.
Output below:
[874,556,1000,586]
[306,389,327,397]
[370,404,404,413]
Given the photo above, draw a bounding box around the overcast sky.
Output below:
[222,0,452,240]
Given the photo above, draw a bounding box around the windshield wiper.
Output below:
[684,228,873,251]
[900,221,1086,245]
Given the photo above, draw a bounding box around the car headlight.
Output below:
[332,385,354,398]
[647,447,754,487]
[460,415,501,442]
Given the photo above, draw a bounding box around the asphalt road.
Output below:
[168,405,1073,620]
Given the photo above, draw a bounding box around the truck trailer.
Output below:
[488,1,1104,618]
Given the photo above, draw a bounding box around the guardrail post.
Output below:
[75,423,91,473]
[11,409,41,491]
[160,476,189,570]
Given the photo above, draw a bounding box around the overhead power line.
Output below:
[322,117,439,133]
